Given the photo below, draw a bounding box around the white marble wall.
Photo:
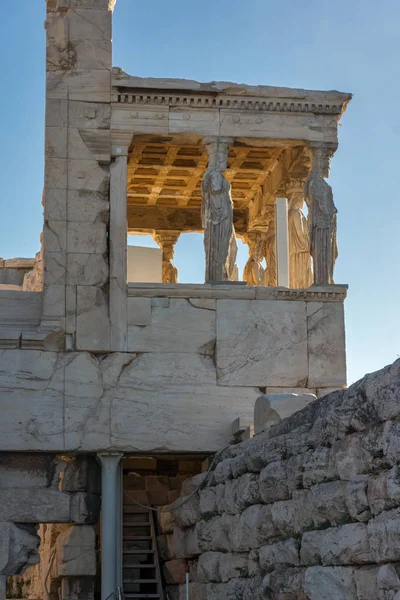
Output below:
[0,289,346,453]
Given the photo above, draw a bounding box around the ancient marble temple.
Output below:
[0,2,353,600]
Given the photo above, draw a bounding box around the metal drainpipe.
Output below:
[97,453,124,600]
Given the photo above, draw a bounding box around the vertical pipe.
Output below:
[186,572,190,600]
[0,575,6,600]
[275,197,290,288]
[98,453,123,600]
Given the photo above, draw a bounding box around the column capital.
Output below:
[97,452,124,465]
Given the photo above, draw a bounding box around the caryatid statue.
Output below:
[243,232,266,286]
[202,138,238,282]
[153,231,179,284]
[264,208,277,287]
[287,180,313,289]
[305,147,338,284]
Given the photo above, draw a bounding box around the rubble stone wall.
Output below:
[159,360,400,600]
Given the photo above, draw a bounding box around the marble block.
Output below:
[254,393,316,434]
[216,299,308,387]
[307,302,346,388]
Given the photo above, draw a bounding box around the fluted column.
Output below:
[202,137,238,282]
[153,230,180,283]
[304,145,338,284]
[286,178,313,288]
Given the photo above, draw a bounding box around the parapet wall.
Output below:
[161,359,400,600]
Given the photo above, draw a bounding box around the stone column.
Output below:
[97,453,123,600]
[43,0,115,351]
[153,231,180,283]
[201,137,238,282]
[305,145,338,285]
[286,179,312,289]
[110,152,128,350]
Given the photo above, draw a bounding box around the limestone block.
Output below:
[197,514,237,553]
[0,454,56,489]
[174,495,201,529]
[383,421,400,466]
[304,567,357,600]
[196,552,248,583]
[64,353,110,450]
[0,290,42,325]
[259,460,290,503]
[60,577,95,600]
[317,387,345,398]
[158,508,175,534]
[157,534,175,562]
[68,159,110,193]
[308,481,349,527]
[67,190,109,223]
[0,489,70,522]
[307,302,346,388]
[128,299,215,355]
[0,523,40,576]
[199,488,218,518]
[178,583,227,600]
[66,253,109,286]
[271,492,313,537]
[76,286,109,351]
[346,476,371,522]
[300,523,372,566]
[56,526,96,576]
[234,505,279,550]
[333,434,373,481]
[68,101,111,130]
[43,284,66,319]
[45,252,67,285]
[44,220,67,253]
[259,539,300,570]
[127,297,151,326]
[44,188,67,221]
[45,157,68,188]
[216,299,308,386]
[68,70,111,103]
[46,99,68,128]
[68,9,111,41]
[0,350,64,450]
[189,298,216,310]
[223,473,261,514]
[254,393,316,434]
[163,559,188,584]
[354,566,380,600]
[46,72,68,100]
[109,353,259,452]
[46,126,68,158]
[173,526,200,558]
[68,40,111,71]
[367,472,398,516]
[180,473,207,496]
[70,492,100,524]
[302,447,337,488]
[368,508,400,562]
[59,456,101,494]
[67,222,107,254]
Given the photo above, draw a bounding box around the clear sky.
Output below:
[0,0,399,385]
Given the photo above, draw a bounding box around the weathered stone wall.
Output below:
[160,360,400,600]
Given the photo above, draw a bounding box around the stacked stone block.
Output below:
[43,0,113,349]
[163,359,400,599]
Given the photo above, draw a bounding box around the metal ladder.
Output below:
[122,491,165,600]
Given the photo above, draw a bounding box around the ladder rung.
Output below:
[124,596,160,599]
[123,522,150,527]
[123,564,156,568]
[124,507,150,514]
[124,579,158,584]
[124,536,152,540]
[124,550,155,554]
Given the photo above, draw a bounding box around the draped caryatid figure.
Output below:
[202,138,238,282]
[287,182,313,289]
[154,231,179,284]
[305,147,338,284]
[243,232,266,286]
[264,209,277,287]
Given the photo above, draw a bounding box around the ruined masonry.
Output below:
[0,1,397,600]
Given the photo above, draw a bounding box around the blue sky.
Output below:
[0,0,399,384]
